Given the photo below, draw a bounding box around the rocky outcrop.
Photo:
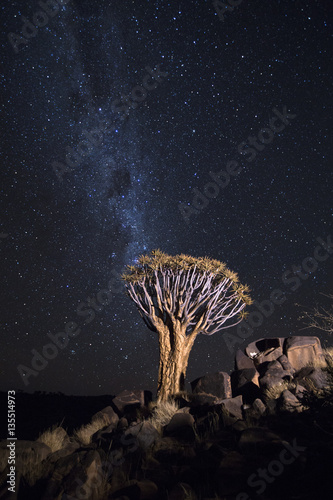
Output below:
[285,336,326,370]
[0,335,330,499]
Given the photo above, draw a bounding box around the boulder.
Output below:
[215,451,248,496]
[294,384,308,398]
[92,424,115,446]
[46,441,80,464]
[42,449,104,500]
[112,389,145,414]
[175,406,191,414]
[124,421,159,450]
[278,390,303,413]
[245,338,284,365]
[164,412,196,441]
[190,393,222,406]
[231,368,261,403]
[191,372,232,399]
[110,479,158,500]
[259,360,291,392]
[235,349,256,370]
[284,336,325,371]
[91,405,119,428]
[238,427,285,456]
[244,398,266,420]
[117,417,129,431]
[295,366,329,391]
[63,450,104,499]
[219,395,244,420]
[265,398,278,415]
[277,354,296,376]
[152,436,196,465]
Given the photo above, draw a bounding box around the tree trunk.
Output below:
[156,323,197,402]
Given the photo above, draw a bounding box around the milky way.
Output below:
[1,0,332,396]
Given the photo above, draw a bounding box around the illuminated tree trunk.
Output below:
[156,324,198,401]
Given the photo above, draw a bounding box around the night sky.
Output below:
[1,0,332,397]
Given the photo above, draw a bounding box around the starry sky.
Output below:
[1,0,332,397]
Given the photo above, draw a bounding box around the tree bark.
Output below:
[156,323,198,401]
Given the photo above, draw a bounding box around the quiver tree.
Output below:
[122,250,252,401]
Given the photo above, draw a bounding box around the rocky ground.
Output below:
[1,335,332,500]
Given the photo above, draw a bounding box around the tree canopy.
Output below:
[122,249,252,337]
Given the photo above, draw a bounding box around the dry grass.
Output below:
[37,423,67,453]
[263,380,296,401]
[324,347,333,367]
[74,415,110,445]
[179,482,198,499]
[148,399,180,433]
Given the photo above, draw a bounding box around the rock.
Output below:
[295,366,329,391]
[191,372,232,399]
[245,338,284,365]
[175,406,191,414]
[107,466,130,497]
[252,398,266,415]
[92,424,115,446]
[0,440,51,473]
[110,479,158,500]
[117,417,129,430]
[277,354,296,376]
[124,421,159,450]
[259,360,291,392]
[219,395,243,420]
[294,384,308,398]
[42,449,104,500]
[244,398,266,420]
[91,405,119,428]
[221,413,239,428]
[284,336,325,371]
[200,441,226,466]
[265,398,278,415]
[215,451,248,496]
[190,393,222,406]
[238,427,285,456]
[231,368,261,403]
[235,349,256,370]
[63,450,104,499]
[173,395,191,408]
[152,437,195,464]
[232,420,248,432]
[113,390,145,414]
[46,441,80,464]
[164,412,196,441]
[278,390,303,413]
